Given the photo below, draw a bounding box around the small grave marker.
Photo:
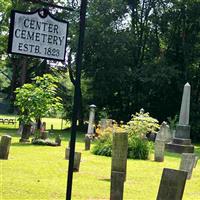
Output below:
[154,140,165,162]
[0,135,12,159]
[179,153,196,179]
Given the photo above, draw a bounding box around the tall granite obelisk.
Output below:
[166,83,194,153]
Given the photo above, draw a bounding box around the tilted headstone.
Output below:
[65,148,81,172]
[110,171,125,200]
[154,140,165,162]
[179,153,196,179]
[156,121,172,143]
[0,135,12,159]
[157,168,187,200]
[110,132,128,200]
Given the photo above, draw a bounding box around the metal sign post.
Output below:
[66,1,88,199]
[8,0,88,199]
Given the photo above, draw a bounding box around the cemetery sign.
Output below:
[8,9,68,61]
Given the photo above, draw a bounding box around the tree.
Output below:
[15,74,63,142]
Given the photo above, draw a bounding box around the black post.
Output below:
[66,0,88,200]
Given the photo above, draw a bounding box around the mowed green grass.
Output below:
[0,120,200,200]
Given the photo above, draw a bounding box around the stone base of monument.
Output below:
[165,124,194,153]
[165,138,194,153]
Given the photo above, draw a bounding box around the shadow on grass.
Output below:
[11,142,33,147]
[99,178,110,182]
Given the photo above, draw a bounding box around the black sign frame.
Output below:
[8,9,69,62]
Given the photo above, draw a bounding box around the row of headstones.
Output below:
[64,131,198,200]
[154,122,198,180]
[111,132,199,200]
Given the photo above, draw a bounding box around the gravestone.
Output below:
[179,153,196,179]
[157,168,187,200]
[0,135,12,159]
[110,171,125,200]
[111,132,128,176]
[73,152,81,172]
[154,140,165,162]
[87,104,96,136]
[85,135,90,150]
[110,132,128,200]
[65,149,81,172]
[166,83,194,153]
[65,148,70,159]
[156,121,172,143]
[194,156,199,168]
[85,104,96,150]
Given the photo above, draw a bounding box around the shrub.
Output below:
[92,133,112,156]
[92,109,158,160]
[128,137,152,160]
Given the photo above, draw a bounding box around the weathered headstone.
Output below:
[194,156,199,168]
[179,153,196,179]
[156,121,172,143]
[111,132,128,176]
[0,135,12,159]
[65,148,70,159]
[87,104,96,135]
[85,135,90,150]
[110,171,125,200]
[85,104,96,150]
[166,83,194,153]
[154,140,165,162]
[65,148,81,172]
[110,132,128,200]
[73,152,81,172]
[157,168,187,200]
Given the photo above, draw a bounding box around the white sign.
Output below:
[8,9,68,61]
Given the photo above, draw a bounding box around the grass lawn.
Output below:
[0,119,200,200]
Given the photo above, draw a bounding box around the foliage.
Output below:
[93,110,157,159]
[125,110,160,138]
[167,115,178,130]
[92,133,112,157]
[128,136,152,160]
[15,74,63,124]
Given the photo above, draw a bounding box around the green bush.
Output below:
[128,137,152,160]
[92,134,152,160]
[92,134,112,157]
[92,109,157,160]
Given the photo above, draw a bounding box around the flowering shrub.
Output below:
[92,110,159,159]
